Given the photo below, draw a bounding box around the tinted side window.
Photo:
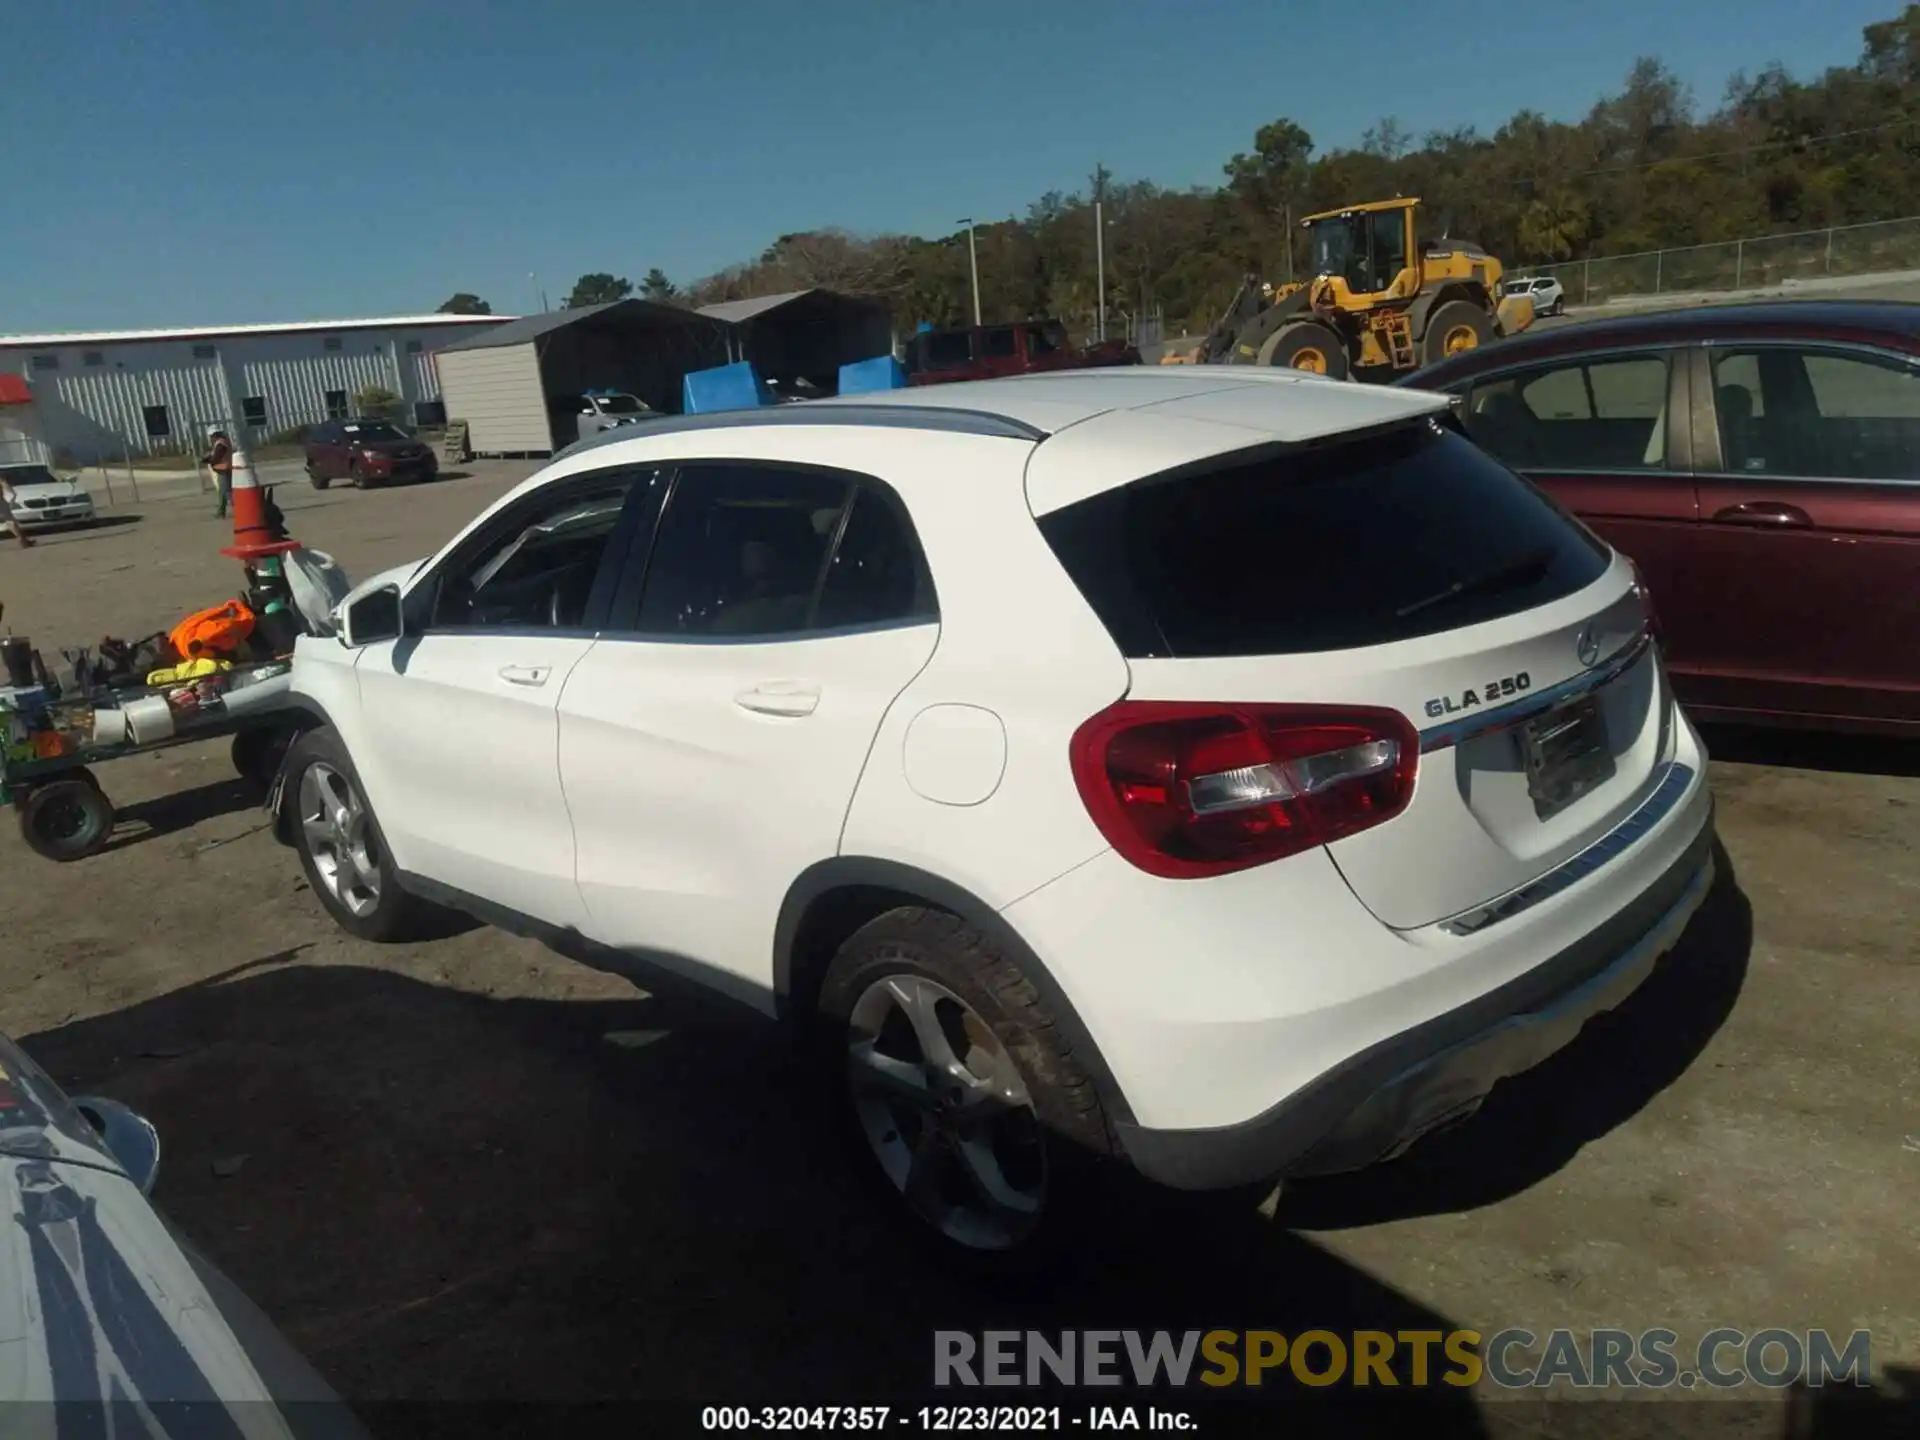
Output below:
[815,489,937,630]
[1461,353,1670,471]
[1039,423,1609,658]
[637,467,851,638]
[429,475,637,631]
[1710,345,1920,481]
[981,327,1018,359]
[924,332,973,369]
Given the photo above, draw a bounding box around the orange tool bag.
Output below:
[169,599,256,661]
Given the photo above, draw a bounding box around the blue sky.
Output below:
[0,0,1896,333]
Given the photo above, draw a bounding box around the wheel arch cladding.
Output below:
[772,856,1137,1128]
[267,700,335,844]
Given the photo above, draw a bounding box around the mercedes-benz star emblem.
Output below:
[1576,624,1602,668]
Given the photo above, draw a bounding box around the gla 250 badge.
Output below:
[1424,672,1532,720]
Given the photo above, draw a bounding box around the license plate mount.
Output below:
[1518,694,1614,819]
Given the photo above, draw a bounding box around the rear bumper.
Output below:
[1000,704,1716,1190]
[1114,812,1715,1189]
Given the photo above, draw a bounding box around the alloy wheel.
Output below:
[298,762,382,917]
[845,973,1047,1251]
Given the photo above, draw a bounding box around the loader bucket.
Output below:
[1496,292,1537,336]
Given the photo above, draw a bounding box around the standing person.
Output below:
[203,429,235,519]
[0,471,34,550]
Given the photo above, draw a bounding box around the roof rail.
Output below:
[552,402,1046,462]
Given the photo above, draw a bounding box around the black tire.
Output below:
[814,907,1112,1272]
[305,463,330,491]
[17,778,115,862]
[281,727,430,942]
[1423,299,1496,364]
[230,724,295,795]
[1262,322,1350,380]
[349,460,368,491]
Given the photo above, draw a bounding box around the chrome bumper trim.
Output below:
[1436,759,1698,936]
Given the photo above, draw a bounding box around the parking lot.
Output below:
[0,463,1915,1433]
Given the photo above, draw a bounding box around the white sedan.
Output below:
[0,462,97,532]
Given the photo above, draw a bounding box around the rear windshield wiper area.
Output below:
[1393,547,1556,620]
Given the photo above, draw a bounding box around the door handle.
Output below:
[734,683,820,717]
[498,664,552,687]
[1711,501,1811,528]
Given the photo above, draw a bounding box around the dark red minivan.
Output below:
[1409,301,1920,736]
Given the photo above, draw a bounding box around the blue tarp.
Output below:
[683,361,774,414]
[837,355,908,394]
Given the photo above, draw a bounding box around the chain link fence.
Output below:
[1527,215,1920,308]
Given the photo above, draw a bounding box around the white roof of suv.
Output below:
[554,368,1452,517]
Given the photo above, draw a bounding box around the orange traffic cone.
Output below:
[219,443,302,563]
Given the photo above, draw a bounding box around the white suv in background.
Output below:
[272,369,1715,1260]
[1506,275,1568,317]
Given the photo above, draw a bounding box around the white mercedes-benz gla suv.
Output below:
[271,368,1715,1260]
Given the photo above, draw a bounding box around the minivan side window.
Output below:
[1709,346,1920,482]
[923,331,974,370]
[1460,353,1671,471]
[634,466,934,639]
[980,327,1019,360]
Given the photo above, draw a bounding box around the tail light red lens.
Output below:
[1069,701,1419,879]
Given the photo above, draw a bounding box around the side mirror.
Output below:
[340,583,403,647]
[73,1096,161,1196]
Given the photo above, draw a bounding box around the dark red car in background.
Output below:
[902,319,1140,385]
[303,419,439,490]
[1408,301,1920,737]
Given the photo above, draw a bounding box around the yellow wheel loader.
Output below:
[1162,197,1536,379]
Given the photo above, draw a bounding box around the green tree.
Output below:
[669,6,1920,333]
[436,292,492,314]
[640,268,679,302]
[352,383,401,418]
[565,273,633,308]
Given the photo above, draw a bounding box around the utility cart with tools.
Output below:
[0,473,343,862]
[0,659,300,861]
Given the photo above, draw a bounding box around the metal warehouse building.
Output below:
[437,289,893,456]
[0,313,509,465]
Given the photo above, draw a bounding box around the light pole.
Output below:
[1095,198,1106,343]
[529,272,549,313]
[957,218,982,327]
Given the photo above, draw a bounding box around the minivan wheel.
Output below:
[283,728,427,942]
[815,908,1109,1266]
[305,463,330,491]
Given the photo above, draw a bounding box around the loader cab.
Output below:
[1304,200,1418,301]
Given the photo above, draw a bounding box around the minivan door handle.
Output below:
[1711,501,1812,528]
[498,664,552,687]
[734,683,820,718]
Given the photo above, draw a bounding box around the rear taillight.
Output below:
[1069,702,1419,880]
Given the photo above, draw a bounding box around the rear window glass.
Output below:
[1037,421,1609,658]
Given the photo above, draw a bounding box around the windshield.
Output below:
[597,394,649,415]
[343,421,407,442]
[1,465,57,487]
[1307,216,1357,280]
